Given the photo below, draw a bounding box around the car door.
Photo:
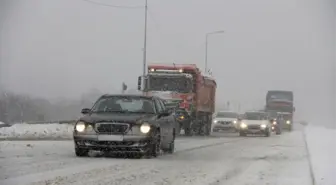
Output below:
[158,99,174,137]
[154,99,170,145]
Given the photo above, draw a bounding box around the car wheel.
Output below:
[145,129,161,158]
[265,128,271,137]
[239,132,246,137]
[167,131,175,154]
[75,148,89,157]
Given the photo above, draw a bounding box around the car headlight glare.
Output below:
[286,120,291,124]
[179,115,184,120]
[261,124,267,128]
[213,120,218,123]
[75,122,86,132]
[272,121,277,125]
[233,120,237,124]
[140,123,151,133]
[240,123,247,128]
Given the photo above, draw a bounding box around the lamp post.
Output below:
[204,30,224,73]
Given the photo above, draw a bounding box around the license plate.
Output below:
[98,135,123,141]
[250,129,260,133]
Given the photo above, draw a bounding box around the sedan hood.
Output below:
[214,118,237,122]
[241,120,267,125]
[80,113,155,125]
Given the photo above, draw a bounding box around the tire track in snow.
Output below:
[0,137,241,185]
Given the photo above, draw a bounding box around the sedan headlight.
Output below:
[75,122,86,132]
[140,123,151,134]
[286,120,291,124]
[213,120,218,124]
[233,120,237,124]
[272,121,277,125]
[260,124,267,129]
[240,123,247,128]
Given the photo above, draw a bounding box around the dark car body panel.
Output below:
[73,95,175,153]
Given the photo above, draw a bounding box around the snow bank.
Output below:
[0,123,73,140]
[304,126,336,185]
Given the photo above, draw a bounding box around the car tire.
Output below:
[145,129,161,158]
[75,148,89,157]
[239,132,246,137]
[265,128,271,137]
[167,130,175,154]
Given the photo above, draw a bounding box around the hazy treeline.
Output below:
[0,89,104,124]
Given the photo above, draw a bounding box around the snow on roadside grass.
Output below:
[0,123,73,140]
[304,126,336,185]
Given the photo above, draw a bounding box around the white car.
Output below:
[212,111,239,132]
[238,111,272,137]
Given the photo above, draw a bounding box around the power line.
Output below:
[81,0,143,9]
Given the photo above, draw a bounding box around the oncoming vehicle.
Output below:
[238,111,272,137]
[267,111,282,135]
[212,111,239,132]
[73,94,176,158]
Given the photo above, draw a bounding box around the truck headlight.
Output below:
[75,122,86,132]
[286,120,291,124]
[272,121,277,125]
[260,124,267,129]
[240,123,247,128]
[140,123,151,134]
[233,120,237,124]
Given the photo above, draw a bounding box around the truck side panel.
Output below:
[195,78,216,113]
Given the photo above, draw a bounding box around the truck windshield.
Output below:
[148,76,192,93]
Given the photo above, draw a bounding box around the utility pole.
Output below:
[142,0,148,77]
[204,30,224,73]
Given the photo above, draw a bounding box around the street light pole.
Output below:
[142,0,148,77]
[204,30,224,73]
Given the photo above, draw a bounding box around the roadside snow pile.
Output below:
[305,126,336,185]
[0,123,73,140]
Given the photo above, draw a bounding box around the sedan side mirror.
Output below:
[81,108,91,114]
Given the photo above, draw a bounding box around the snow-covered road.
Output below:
[0,130,311,185]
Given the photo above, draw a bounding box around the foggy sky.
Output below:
[0,0,335,122]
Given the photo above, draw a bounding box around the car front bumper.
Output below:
[74,134,152,153]
[239,128,268,134]
[213,124,237,131]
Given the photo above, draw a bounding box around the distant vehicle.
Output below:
[264,90,295,131]
[268,111,282,135]
[73,94,176,158]
[137,63,217,136]
[212,111,239,132]
[0,121,10,128]
[238,111,272,137]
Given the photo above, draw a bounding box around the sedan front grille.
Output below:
[96,123,129,134]
[248,125,260,129]
[218,121,231,125]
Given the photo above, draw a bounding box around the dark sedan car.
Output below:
[73,94,176,158]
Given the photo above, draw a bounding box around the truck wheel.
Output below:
[75,148,89,157]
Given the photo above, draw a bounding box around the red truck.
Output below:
[137,63,217,136]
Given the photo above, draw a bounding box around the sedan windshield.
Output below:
[244,112,266,120]
[91,96,155,114]
[216,112,237,118]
